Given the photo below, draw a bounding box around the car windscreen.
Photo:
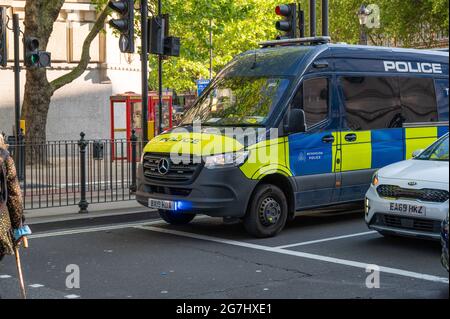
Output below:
[180,77,290,127]
[416,135,449,161]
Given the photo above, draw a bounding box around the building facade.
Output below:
[0,0,142,140]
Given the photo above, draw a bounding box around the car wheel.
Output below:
[158,210,196,225]
[244,184,288,238]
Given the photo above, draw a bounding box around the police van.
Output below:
[136,37,449,238]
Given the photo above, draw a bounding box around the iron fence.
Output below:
[7,131,143,212]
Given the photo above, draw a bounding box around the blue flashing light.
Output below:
[175,201,193,212]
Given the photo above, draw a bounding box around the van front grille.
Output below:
[143,153,202,184]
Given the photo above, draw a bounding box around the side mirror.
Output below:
[285,109,306,134]
[412,149,424,158]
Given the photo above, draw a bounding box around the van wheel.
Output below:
[158,210,196,225]
[244,184,288,238]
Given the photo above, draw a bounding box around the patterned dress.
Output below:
[0,148,24,257]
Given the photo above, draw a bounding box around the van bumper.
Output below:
[136,164,257,218]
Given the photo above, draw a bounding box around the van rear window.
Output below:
[341,76,438,131]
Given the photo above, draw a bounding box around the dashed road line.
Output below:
[65,294,81,299]
[274,231,378,249]
[29,284,45,288]
[0,274,12,279]
[136,225,449,285]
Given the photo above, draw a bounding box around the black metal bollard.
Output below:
[78,132,89,214]
[130,129,137,194]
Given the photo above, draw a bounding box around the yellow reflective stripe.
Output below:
[240,137,293,180]
[340,131,372,171]
[405,127,438,159]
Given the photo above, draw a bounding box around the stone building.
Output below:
[0,0,142,140]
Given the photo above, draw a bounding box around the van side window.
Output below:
[399,77,438,123]
[341,77,400,131]
[292,78,329,128]
[341,76,439,131]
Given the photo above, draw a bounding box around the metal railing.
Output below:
[7,131,143,213]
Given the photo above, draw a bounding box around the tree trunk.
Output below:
[20,1,109,143]
[22,69,53,143]
[21,0,64,142]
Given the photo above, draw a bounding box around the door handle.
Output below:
[345,133,357,142]
[322,135,335,143]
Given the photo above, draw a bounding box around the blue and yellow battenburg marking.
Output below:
[143,125,448,180]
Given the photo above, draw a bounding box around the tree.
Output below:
[21,0,110,142]
[147,0,279,92]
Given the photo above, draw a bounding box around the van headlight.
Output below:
[205,151,249,169]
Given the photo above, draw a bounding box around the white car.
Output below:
[365,133,449,240]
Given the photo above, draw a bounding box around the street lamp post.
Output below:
[357,4,370,45]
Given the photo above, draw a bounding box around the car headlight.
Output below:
[205,151,249,169]
[372,172,379,186]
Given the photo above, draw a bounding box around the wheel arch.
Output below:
[247,173,297,219]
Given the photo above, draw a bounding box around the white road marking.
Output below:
[65,294,81,299]
[28,220,168,239]
[28,216,210,239]
[274,231,378,249]
[29,284,45,288]
[0,275,12,279]
[136,225,449,285]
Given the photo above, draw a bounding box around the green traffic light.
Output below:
[30,53,39,65]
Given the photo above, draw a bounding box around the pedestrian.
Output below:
[0,134,30,262]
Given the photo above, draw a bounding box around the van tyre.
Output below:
[244,184,288,238]
[158,210,196,225]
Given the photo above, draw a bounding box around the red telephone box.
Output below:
[110,92,173,160]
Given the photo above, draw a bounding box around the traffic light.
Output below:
[108,0,135,53]
[164,36,180,57]
[149,14,180,57]
[23,37,51,68]
[0,7,7,67]
[275,4,298,39]
[149,16,165,55]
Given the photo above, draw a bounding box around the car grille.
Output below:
[373,213,442,234]
[143,153,202,183]
[377,185,449,203]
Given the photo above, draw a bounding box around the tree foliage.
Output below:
[148,0,279,92]
[97,0,449,93]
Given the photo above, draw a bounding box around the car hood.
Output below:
[379,159,449,184]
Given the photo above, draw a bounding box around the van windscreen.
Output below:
[180,77,290,127]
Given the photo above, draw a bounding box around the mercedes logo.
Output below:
[157,158,170,175]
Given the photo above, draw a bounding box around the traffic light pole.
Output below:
[140,0,149,144]
[13,13,20,142]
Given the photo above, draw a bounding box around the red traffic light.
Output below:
[276,5,292,17]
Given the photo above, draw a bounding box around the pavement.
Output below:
[0,202,448,299]
[24,200,148,224]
